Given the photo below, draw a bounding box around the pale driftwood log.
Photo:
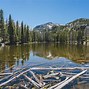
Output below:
[0,75,17,86]
[60,71,89,79]
[30,67,89,70]
[0,74,13,82]
[0,73,13,76]
[61,72,89,77]
[29,70,46,87]
[48,77,69,89]
[43,72,59,79]
[23,74,40,88]
[43,79,61,82]
[0,65,27,81]
[0,68,25,82]
[0,68,34,86]
[0,65,31,82]
[29,70,43,86]
[55,70,87,89]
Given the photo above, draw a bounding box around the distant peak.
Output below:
[46,22,53,24]
[33,22,60,31]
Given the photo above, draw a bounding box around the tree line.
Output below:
[32,25,87,45]
[0,9,30,45]
[0,9,88,45]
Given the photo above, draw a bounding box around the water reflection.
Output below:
[32,44,89,63]
[0,45,31,72]
[0,43,89,71]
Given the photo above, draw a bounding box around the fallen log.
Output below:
[55,70,87,89]
[0,73,13,76]
[62,72,89,76]
[43,79,61,82]
[0,68,34,86]
[29,70,43,86]
[0,66,31,82]
[48,77,69,89]
[43,72,59,79]
[30,67,89,70]
[23,74,40,88]
[61,72,89,78]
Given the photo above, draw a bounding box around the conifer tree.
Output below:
[8,14,16,45]
[0,9,5,42]
[16,21,20,43]
[21,21,24,44]
[26,25,30,43]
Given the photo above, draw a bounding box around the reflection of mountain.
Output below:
[0,43,89,71]
[33,51,54,59]
[32,43,89,63]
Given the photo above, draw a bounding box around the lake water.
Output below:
[0,43,89,89]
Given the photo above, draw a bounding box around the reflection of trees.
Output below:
[0,44,31,71]
[32,43,89,64]
[0,43,89,71]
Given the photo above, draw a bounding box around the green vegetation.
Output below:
[33,25,88,45]
[0,9,89,45]
[0,9,30,45]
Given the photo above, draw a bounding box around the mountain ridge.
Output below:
[33,22,61,31]
[33,18,89,31]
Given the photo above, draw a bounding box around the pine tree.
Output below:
[23,24,27,43]
[5,19,9,42]
[21,21,24,44]
[8,14,16,45]
[0,9,5,43]
[26,25,30,43]
[16,21,20,43]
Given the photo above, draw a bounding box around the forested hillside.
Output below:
[0,9,89,45]
[33,19,89,45]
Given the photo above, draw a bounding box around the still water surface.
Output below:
[0,43,89,89]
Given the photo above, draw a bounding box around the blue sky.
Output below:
[0,0,89,27]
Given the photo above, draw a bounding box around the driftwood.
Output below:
[23,74,40,88]
[29,70,43,86]
[43,79,61,82]
[0,69,25,82]
[30,67,89,70]
[62,71,89,76]
[55,70,87,89]
[0,74,13,82]
[61,72,89,78]
[48,77,69,89]
[0,67,45,87]
[43,72,59,79]
[0,65,31,82]
[0,68,34,86]
[0,65,88,88]
[0,73,13,76]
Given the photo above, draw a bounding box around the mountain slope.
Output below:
[33,22,60,31]
[33,18,89,31]
[66,18,89,27]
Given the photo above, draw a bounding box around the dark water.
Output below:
[0,43,89,89]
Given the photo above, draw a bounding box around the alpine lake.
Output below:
[0,43,89,89]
